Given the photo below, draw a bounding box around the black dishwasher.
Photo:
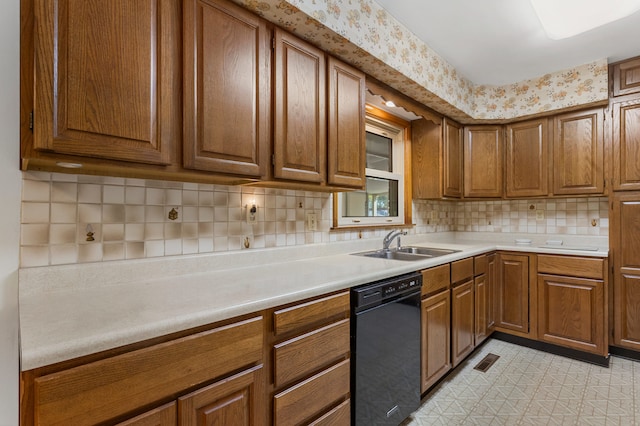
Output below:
[351,272,422,426]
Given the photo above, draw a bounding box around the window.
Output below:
[336,113,406,227]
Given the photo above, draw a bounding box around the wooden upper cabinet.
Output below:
[33,0,180,165]
[612,56,640,97]
[464,125,503,198]
[411,118,442,199]
[551,108,604,195]
[183,0,270,177]
[612,98,640,191]
[327,57,366,188]
[274,29,326,183]
[443,119,464,198]
[505,119,549,198]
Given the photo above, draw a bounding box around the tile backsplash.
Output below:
[20,172,608,267]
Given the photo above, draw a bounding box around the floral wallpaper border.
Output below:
[233,0,609,122]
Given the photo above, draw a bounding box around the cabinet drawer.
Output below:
[537,255,604,279]
[309,399,350,426]
[452,257,474,284]
[422,263,450,296]
[273,292,349,336]
[273,359,350,426]
[474,255,487,276]
[274,319,350,388]
[33,316,263,426]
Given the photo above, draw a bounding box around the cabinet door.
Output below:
[183,0,270,177]
[179,365,265,426]
[327,57,365,188]
[116,402,176,426]
[33,0,179,164]
[552,108,604,195]
[505,119,549,197]
[612,56,640,97]
[451,280,475,367]
[474,274,488,346]
[612,192,640,350]
[411,118,443,199]
[612,99,640,191]
[274,29,326,183]
[443,118,463,198]
[486,253,497,332]
[421,290,451,393]
[496,253,529,335]
[464,126,503,198]
[537,274,606,355]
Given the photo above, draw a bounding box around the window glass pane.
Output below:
[366,131,392,172]
[342,177,398,217]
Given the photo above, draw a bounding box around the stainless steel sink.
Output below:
[395,246,460,257]
[352,246,460,261]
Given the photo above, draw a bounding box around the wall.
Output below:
[20,173,607,267]
[0,0,22,423]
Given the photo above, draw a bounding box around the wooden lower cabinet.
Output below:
[116,402,177,426]
[452,279,475,367]
[179,365,265,425]
[474,273,489,346]
[270,291,351,425]
[486,253,497,332]
[421,289,451,393]
[537,274,606,355]
[496,253,531,337]
[612,192,640,351]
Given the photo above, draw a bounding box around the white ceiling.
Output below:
[374,0,640,85]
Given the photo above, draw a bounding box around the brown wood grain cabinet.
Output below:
[464,125,504,198]
[270,291,350,425]
[474,253,496,346]
[505,119,549,198]
[327,57,366,188]
[486,253,497,332]
[552,108,605,195]
[115,402,177,426]
[612,98,640,191]
[496,253,532,337]
[411,117,463,200]
[183,0,270,178]
[420,264,452,393]
[537,254,607,356]
[611,56,640,97]
[451,258,475,367]
[273,28,326,183]
[612,192,640,351]
[31,0,180,165]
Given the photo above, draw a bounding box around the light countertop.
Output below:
[19,232,608,371]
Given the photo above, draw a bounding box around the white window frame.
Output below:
[336,114,405,227]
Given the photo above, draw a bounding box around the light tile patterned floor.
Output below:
[404,339,639,425]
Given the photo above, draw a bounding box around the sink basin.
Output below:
[352,247,460,261]
[396,246,460,257]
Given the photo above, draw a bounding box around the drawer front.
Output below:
[308,399,350,426]
[34,316,263,426]
[474,254,487,276]
[274,319,350,388]
[452,257,474,284]
[537,254,604,279]
[273,292,349,336]
[273,359,350,426]
[421,263,450,296]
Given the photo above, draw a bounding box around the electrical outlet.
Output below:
[246,204,257,224]
[306,213,318,231]
[536,210,545,220]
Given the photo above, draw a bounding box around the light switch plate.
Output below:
[306,213,317,231]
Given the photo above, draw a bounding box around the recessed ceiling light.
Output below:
[530,0,640,39]
[384,100,397,107]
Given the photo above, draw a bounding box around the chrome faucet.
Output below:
[382,230,407,250]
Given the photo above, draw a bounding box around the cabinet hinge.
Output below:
[272,154,275,166]
[272,37,275,50]
[29,110,33,132]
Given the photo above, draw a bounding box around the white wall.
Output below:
[0,0,22,423]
